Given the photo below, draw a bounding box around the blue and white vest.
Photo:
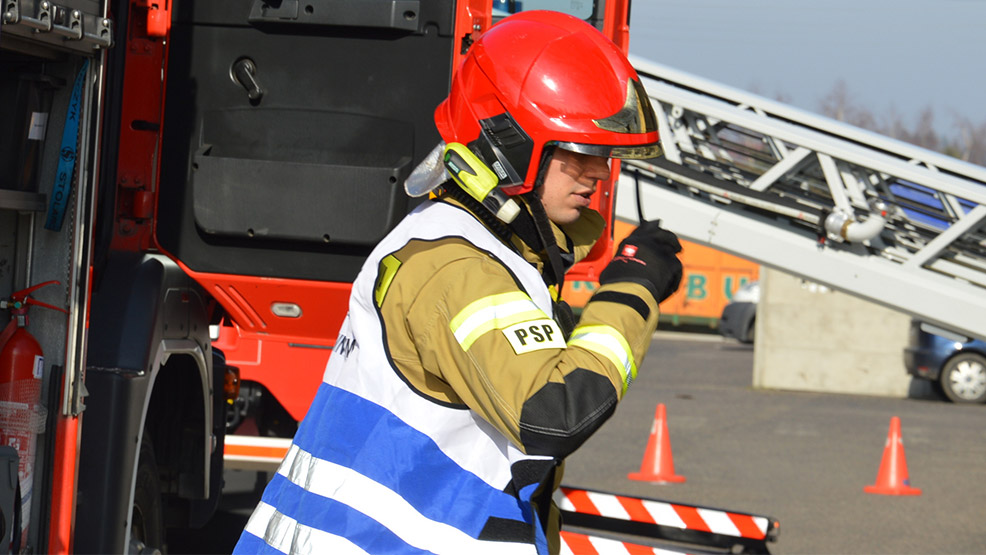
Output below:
[235,201,559,554]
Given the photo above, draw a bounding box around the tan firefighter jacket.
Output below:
[236,193,662,555]
[376,195,661,550]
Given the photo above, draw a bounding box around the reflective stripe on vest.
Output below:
[236,202,556,555]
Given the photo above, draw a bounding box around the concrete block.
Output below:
[753,267,913,397]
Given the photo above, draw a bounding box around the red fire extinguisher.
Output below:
[0,280,67,547]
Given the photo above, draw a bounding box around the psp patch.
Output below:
[503,319,566,354]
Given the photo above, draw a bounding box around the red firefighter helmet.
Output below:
[434,10,661,196]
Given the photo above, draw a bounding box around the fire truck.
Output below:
[5,1,717,554]
[9,0,982,551]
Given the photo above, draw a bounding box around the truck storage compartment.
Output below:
[157,0,455,283]
[191,108,411,246]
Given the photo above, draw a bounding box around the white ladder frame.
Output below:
[621,56,986,341]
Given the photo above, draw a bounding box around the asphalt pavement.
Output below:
[564,331,986,554]
[173,330,986,554]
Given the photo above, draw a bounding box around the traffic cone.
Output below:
[628,403,686,483]
[864,416,921,496]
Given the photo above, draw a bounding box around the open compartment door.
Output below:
[157,0,455,284]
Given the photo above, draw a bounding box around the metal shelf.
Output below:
[0,189,46,211]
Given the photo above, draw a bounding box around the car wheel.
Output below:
[742,317,756,344]
[939,353,986,404]
[131,433,166,554]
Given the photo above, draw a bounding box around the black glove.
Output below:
[598,220,683,303]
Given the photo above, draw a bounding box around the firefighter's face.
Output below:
[538,149,612,225]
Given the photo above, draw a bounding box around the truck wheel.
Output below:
[940,353,986,404]
[131,433,166,554]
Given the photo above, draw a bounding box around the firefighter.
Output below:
[234,10,681,555]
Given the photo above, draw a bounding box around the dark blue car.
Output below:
[904,320,986,404]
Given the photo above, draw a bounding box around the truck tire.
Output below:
[940,352,986,404]
[131,433,166,554]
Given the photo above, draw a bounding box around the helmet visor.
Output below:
[554,140,663,160]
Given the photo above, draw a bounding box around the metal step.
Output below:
[622,56,986,341]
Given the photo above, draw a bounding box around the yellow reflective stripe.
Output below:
[450,292,546,351]
[568,325,636,394]
[375,255,402,307]
[548,284,559,302]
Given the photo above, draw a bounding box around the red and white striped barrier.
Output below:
[560,531,689,555]
[556,486,778,553]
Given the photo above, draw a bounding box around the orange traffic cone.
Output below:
[628,403,686,483]
[864,416,921,496]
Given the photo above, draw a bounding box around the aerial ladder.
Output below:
[619,56,986,342]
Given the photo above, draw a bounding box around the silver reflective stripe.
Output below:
[568,324,636,394]
[450,291,546,351]
[266,444,535,555]
[244,501,370,555]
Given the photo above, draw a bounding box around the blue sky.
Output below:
[628,0,984,138]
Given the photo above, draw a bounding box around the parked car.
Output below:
[718,281,760,343]
[904,320,986,404]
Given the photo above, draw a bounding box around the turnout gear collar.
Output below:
[437,194,603,279]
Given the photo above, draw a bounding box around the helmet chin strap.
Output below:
[523,146,577,338]
[523,145,568,293]
[525,192,567,291]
